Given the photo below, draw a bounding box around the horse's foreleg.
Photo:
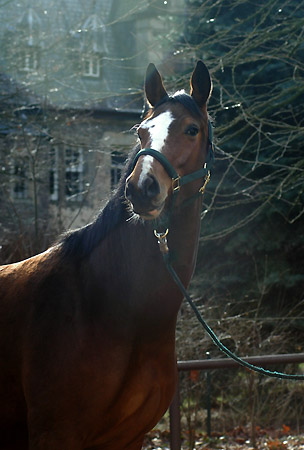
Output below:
[124,440,145,450]
[84,437,145,450]
[27,425,83,450]
[28,436,83,450]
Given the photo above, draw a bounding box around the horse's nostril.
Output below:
[143,175,160,199]
[125,175,160,207]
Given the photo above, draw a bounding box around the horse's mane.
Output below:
[59,92,203,260]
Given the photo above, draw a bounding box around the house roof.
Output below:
[0,0,154,113]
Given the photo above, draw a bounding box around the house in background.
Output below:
[0,0,187,262]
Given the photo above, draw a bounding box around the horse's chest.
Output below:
[86,348,177,448]
[118,360,175,418]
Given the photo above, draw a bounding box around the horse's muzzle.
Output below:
[125,175,164,219]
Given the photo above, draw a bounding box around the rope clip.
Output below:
[154,229,169,254]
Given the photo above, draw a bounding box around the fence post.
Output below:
[169,379,181,450]
[206,352,211,437]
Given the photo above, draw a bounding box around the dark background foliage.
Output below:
[173,0,304,441]
[183,0,304,318]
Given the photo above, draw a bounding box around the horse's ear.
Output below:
[145,63,168,107]
[190,60,212,108]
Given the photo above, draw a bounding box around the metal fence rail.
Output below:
[169,353,304,450]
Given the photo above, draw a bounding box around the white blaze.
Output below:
[138,111,174,188]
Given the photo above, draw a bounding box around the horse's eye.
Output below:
[185,125,199,136]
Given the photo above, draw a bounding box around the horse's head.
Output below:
[125,61,212,220]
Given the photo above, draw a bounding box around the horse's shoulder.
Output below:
[0,246,62,299]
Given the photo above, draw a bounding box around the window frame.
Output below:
[64,148,84,201]
[82,54,100,78]
[19,47,39,72]
[111,151,126,190]
[49,147,59,201]
[11,158,29,200]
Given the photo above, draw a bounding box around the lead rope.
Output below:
[154,230,304,380]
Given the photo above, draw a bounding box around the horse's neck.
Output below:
[168,199,202,282]
[123,198,202,283]
[88,197,202,329]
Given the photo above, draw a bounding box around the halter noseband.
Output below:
[131,120,214,197]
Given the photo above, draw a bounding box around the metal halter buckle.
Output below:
[172,176,180,192]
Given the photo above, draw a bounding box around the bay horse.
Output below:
[0,61,212,450]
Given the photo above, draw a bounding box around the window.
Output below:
[49,148,84,202]
[11,161,28,199]
[82,54,100,78]
[49,148,58,201]
[65,148,84,200]
[17,9,41,72]
[79,14,107,78]
[20,47,39,72]
[111,152,126,190]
